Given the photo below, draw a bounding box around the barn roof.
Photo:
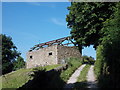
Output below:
[29,36,76,51]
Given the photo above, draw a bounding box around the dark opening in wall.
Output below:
[30,56,33,59]
[49,52,52,56]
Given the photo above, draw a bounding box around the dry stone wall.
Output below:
[26,45,81,68]
[57,45,81,64]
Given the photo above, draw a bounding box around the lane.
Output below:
[87,65,98,89]
[64,64,86,88]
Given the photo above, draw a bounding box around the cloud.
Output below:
[51,18,66,26]
[27,2,41,6]
[25,2,56,8]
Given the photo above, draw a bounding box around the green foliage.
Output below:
[60,57,82,82]
[0,35,1,76]
[82,55,95,64]
[66,2,116,50]
[33,64,62,71]
[95,2,120,88]
[13,56,25,71]
[94,45,105,79]
[1,34,20,74]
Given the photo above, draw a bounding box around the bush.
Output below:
[95,39,120,88]
[95,3,120,88]
[94,45,104,79]
[94,45,111,88]
[82,55,95,65]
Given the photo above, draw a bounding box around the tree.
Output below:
[102,3,120,88]
[95,2,120,88]
[13,56,25,70]
[66,2,116,53]
[1,34,20,74]
[82,55,95,64]
[0,35,2,75]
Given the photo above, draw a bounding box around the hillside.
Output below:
[1,57,84,89]
[1,64,62,88]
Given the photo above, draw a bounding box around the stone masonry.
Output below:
[26,45,81,68]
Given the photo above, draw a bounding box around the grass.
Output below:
[1,64,62,88]
[0,76,2,90]
[1,57,83,89]
[74,64,91,89]
[44,64,62,71]
[60,58,82,82]
[47,57,83,88]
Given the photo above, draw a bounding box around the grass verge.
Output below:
[74,64,91,89]
[60,57,82,83]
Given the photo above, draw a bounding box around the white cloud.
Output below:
[26,2,41,6]
[51,18,66,26]
[27,2,56,8]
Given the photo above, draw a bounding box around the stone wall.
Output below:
[57,45,81,64]
[26,45,82,68]
[26,45,58,68]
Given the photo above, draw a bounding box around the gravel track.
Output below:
[64,64,86,88]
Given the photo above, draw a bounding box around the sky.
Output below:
[2,2,96,60]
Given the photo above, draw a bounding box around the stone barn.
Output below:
[26,37,81,68]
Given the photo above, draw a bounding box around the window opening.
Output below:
[49,52,52,56]
[30,56,33,59]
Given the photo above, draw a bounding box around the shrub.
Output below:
[94,45,104,79]
[82,55,95,65]
[94,2,120,88]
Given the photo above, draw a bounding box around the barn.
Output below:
[26,37,81,68]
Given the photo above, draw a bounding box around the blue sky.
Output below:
[2,2,96,60]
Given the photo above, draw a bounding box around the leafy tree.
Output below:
[0,35,2,75]
[13,56,25,70]
[1,34,20,74]
[82,55,95,64]
[66,2,116,53]
[102,3,120,88]
[95,2,120,88]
